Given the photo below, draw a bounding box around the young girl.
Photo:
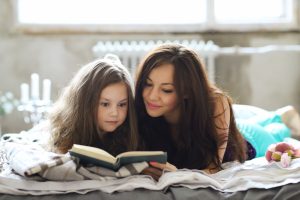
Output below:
[135,43,300,175]
[48,54,139,156]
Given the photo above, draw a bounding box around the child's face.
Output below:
[97,82,128,132]
[142,63,180,124]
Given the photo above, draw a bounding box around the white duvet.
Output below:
[1,138,300,195]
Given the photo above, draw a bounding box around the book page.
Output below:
[70,144,116,163]
[116,151,164,158]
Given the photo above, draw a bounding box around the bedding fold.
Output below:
[2,142,149,181]
[2,137,300,195]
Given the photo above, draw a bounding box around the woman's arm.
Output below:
[214,95,231,163]
[145,95,231,176]
[141,162,177,181]
[204,94,231,174]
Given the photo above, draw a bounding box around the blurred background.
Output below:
[0,0,299,133]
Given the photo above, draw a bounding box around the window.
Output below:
[212,0,297,31]
[18,0,206,25]
[214,0,291,23]
[15,0,298,33]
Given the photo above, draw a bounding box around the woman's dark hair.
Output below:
[135,44,247,169]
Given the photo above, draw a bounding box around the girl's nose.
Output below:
[110,106,118,116]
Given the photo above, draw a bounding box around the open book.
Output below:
[69,144,167,171]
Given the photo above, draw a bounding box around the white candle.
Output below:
[42,79,51,103]
[31,73,39,100]
[20,83,29,103]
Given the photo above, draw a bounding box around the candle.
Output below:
[20,83,29,103]
[42,79,51,103]
[31,73,39,100]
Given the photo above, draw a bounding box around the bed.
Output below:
[1,105,300,199]
[0,185,300,200]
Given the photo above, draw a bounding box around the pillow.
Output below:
[233,104,268,120]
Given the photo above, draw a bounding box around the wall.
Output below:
[0,0,299,133]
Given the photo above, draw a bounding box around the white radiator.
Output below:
[92,40,218,83]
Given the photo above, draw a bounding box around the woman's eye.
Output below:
[145,82,152,87]
[100,102,109,107]
[162,89,174,94]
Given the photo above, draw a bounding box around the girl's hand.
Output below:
[141,162,177,181]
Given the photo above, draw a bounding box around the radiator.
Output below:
[92,40,218,83]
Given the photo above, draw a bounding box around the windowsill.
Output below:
[13,23,300,35]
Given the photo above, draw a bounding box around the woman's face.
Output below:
[97,82,128,132]
[142,63,180,124]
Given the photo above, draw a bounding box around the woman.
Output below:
[135,43,300,177]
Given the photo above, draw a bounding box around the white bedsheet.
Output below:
[1,140,300,195]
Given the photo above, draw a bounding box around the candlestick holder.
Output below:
[18,99,52,126]
[18,73,52,126]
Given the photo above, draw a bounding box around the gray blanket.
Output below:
[1,185,300,200]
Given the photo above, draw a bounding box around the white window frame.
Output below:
[13,0,300,33]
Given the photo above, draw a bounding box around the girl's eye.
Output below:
[100,102,109,107]
[118,102,127,107]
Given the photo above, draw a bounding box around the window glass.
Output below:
[214,0,291,23]
[18,0,206,24]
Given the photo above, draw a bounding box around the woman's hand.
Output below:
[149,161,177,171]
[141,162,177,181]
[141,166,162,181]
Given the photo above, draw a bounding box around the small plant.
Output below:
[0,91,19,116]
